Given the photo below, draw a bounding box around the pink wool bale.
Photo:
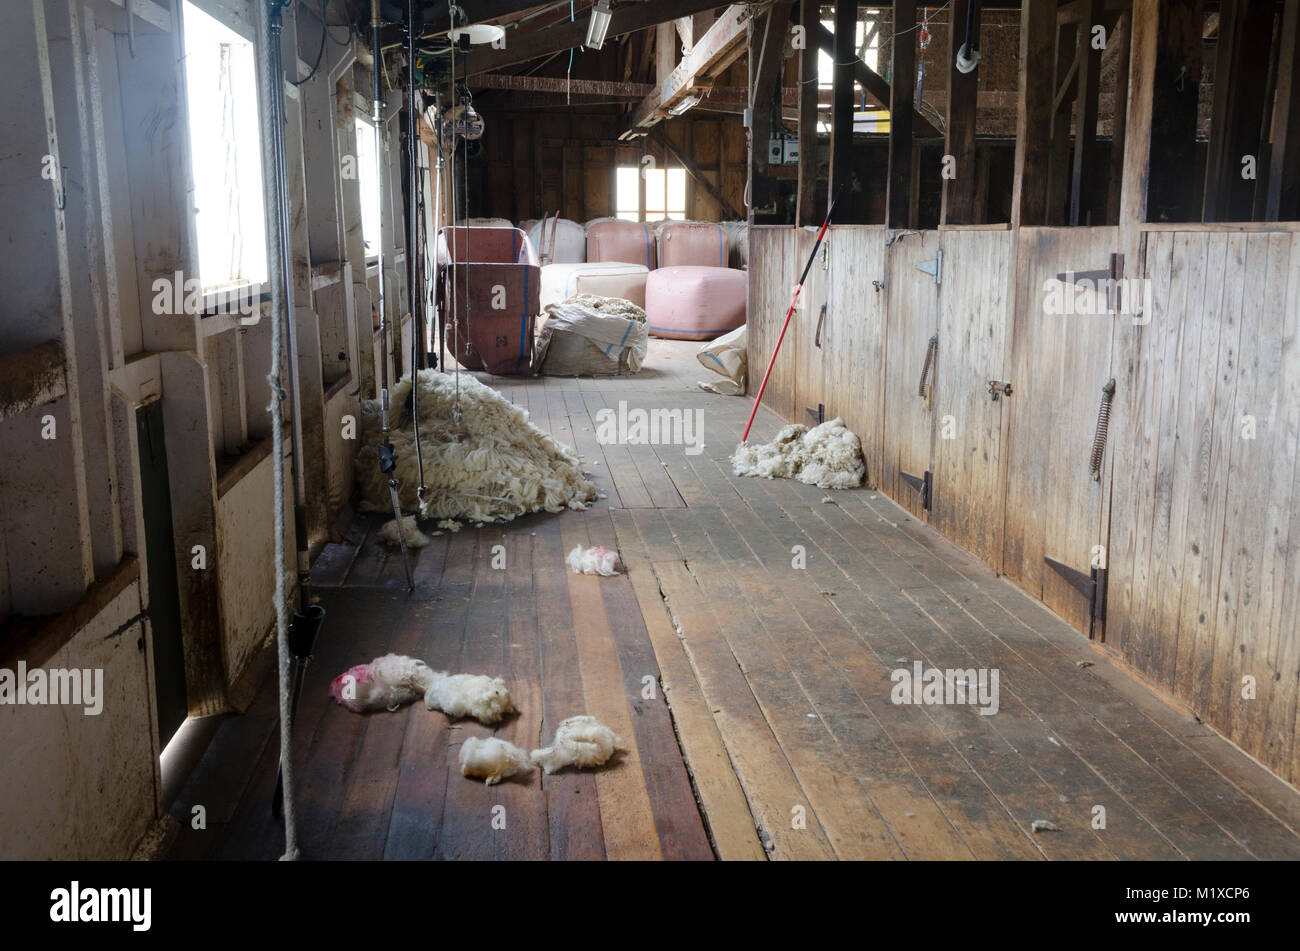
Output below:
[658,222,729,268]
[644,266,747,340]
[586,220,656,268]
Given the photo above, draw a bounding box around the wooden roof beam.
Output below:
[459,0,730,76]
[626,5,753,132]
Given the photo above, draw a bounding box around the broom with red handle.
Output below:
[741,184,848,443]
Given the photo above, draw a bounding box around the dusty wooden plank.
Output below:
[629,508,839,858]
[610,507,767,859]
[556,515,664,860]
[589,509,714,859]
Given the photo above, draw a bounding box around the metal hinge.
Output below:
[806,402,825,426]
[899,469,932,511]
[1044,557,1108,638]
[915,249,942,285]
[1056,252,1124,312]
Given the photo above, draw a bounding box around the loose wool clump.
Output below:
[531,715,622,774]
[376,515,431,549]
[566,544,621,576]
[459,736,532,785]
[329,654,434,713]
[731,418,866,489]
[355,370,597,523]
[425,671,517,725]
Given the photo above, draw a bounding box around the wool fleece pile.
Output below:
[355,370,597,522]
[731,417,866,489]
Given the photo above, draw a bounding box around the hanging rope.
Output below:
[262,0,298,862]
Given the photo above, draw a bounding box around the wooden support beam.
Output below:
[1203,0,1275,221]
[1266,0,1300,219]
[1106,10,1132,223]
[830,0,858,216]
[942,0,981,224]
[797,0,821,225]
[461,0,727,76]
[651,127,743,218]
[1070,0,1104,224]
[473,73,655,98]
[627,5,752,131]
[750,1,796,219]
[814,23,944,138]
[1012,0,1058,227]
[886,0,918,228]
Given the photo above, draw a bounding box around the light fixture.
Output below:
[449,23,506,45]
[667,93,701,116]
[585,0,612,50]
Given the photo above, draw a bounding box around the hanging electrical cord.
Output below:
[289,0,330,87]
[372,0,415,590]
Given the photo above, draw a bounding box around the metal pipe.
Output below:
[372,0,415,589]
[372,0,389,434]
[407,0,426,500]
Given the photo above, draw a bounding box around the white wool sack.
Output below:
[425,671,517,724]
[355,370,597,522]
[696,324,747,396]
[526,217,586,264]
[459,736,532,785]
[536,294,649,377]
[731,417,866,489]
[329,654,435,713]
[376,515,431,549]
[531,715,621,774]
[565,544,621,576]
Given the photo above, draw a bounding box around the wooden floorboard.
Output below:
[169,339,1300,861]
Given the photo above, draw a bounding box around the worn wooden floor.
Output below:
[169,340,1300,860]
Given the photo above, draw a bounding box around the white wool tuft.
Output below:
[355,370,597,523]
[329,653,435,713]
[731,417,866,489]
[376,515,431,549]
[565,544,621,576]
[424,671,517,724]
[436,518,462,533]
[459,736,532,785]
[531,715,622,774]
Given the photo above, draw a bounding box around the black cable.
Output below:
[289,0,330,87]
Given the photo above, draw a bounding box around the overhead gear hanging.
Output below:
[371,0,416,590]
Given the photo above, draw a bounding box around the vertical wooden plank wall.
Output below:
[1109,229,1300,784]
[747,223,1300,786]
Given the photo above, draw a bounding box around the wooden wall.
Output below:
[469,112,748,224]
[748,222,1300,786]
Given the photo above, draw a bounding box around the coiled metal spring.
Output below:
[918,333,938,398]
[1089,378,1117,481]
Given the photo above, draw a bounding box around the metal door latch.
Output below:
[988,380,1013,401]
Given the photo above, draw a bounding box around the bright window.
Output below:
[818,20,877,89]
[615,165,686,222]
[354,117,382,257]
[615,166,640,222]
[182,1,267,292]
